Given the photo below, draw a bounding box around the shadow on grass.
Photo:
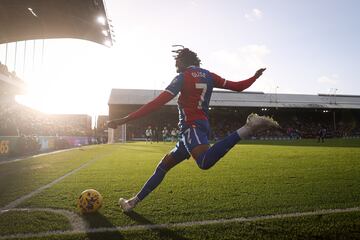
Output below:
[81,212,124,240]
[125,211,189,240]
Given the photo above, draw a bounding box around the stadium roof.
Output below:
[0,0,113,46]
[108,89,360,110]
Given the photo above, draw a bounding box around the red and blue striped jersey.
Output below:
[126,66,257,127]
[166,66,226,129]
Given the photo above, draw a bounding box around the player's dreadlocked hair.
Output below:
[172,45,201,73]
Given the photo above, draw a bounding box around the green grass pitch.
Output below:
[0,139,360,239]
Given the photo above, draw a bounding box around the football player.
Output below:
[108,46,280,212]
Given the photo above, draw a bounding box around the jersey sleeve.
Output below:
[165,74,184,96]
[210,72,227,88]
[211,71,257,92]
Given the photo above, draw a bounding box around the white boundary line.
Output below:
[0,208,87,232]
[0,206,359,239]
[0,152,109,211]
[0,145,100,166]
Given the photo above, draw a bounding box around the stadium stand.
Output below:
[0,62,26,96]
[0,103,95,157]
[108,89,360,142]
[0,0,112,159]
[1,67,96,159]
[0,104,92,137]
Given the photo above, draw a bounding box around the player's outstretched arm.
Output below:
[213,68,266,92]
[107,91,174,129]
[107,117,129,129]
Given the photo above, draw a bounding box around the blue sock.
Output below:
[196,131,241,170]
[136,161,168,200]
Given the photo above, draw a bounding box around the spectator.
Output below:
[145,126,153,143]
[153,127,160,143]
[170,128,177,142]
[318,126,327,143]
[162,127,168,142]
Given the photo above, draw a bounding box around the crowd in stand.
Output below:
[277,112,360,139]
[1,102,359,141]
[0,62,9,75]
[0,103,92,137]
[125,110,360,141]
[0,62,23,83]
[0,102,96,158]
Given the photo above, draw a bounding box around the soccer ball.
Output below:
[77,189,103,213]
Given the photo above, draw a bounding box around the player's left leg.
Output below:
[186,126,240,170]
[119,141,190,212]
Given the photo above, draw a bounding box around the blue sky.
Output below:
[6,0,360,115]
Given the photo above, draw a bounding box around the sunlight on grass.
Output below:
[1,140,359,239]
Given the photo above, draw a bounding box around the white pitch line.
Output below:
[0,145,99,166]
[0,149,72,165]
[0,206,359,239]
[0,153,108,211]
[0,208,87,232]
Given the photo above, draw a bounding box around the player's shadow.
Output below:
[125,211,190,240]
[81,212,124,240]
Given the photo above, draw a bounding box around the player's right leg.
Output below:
[237,113,280,139]
[119,141,190,212]
[192,113,280,170]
